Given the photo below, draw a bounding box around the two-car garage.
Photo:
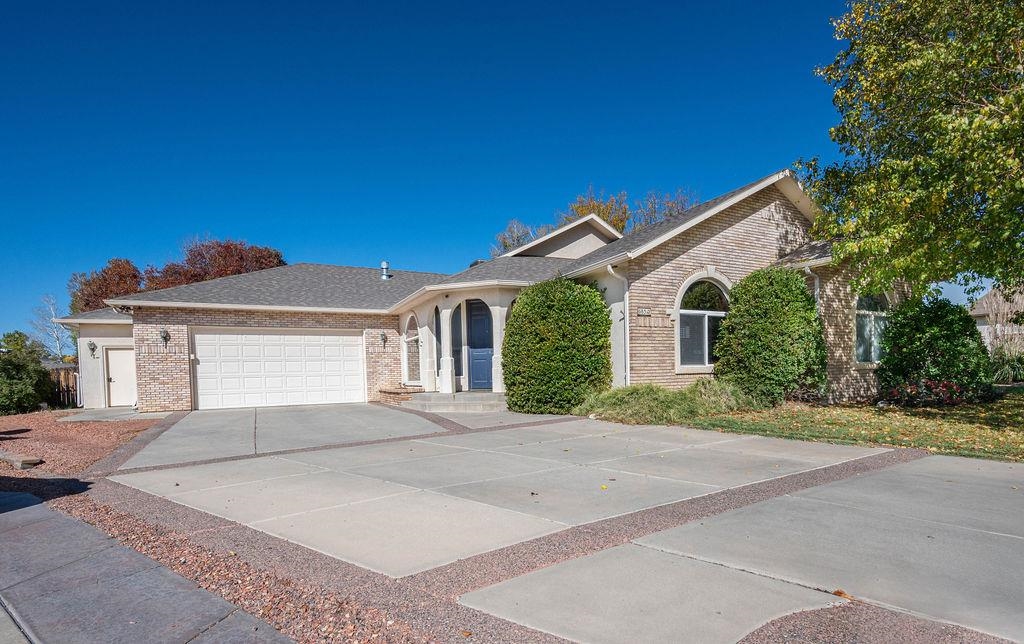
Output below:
[192,329,367,410]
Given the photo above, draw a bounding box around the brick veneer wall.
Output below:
[132,307,400,412]
[626,185,811,389]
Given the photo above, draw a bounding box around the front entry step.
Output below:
[400,392,507,413]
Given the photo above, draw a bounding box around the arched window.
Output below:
[678,280,729,367]
[403,315,421,384]
[855,294,889,363]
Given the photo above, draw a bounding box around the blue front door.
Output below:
[467,300,493,390]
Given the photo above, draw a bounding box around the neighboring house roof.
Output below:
[55,307,133,327]
[560,169,814,277]
[501,214,623,258]
[777,239,834,268]
[106,263,448,313]
[970,289,1024,319]
[438,256,572,285]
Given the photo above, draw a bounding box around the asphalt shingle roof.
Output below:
[62,308,133,322]
[108,263,448,311]
[776,239,834,266]
[560,172,785,275]
[970,288,1024,317]
[438,256,573,285]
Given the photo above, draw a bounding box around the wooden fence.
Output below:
[48,366,78,408]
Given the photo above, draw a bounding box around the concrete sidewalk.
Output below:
[0,492,289,644]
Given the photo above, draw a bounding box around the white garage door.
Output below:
[193,329,366,410]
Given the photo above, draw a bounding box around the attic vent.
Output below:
[469,259,487,268]
[380,260,393,280]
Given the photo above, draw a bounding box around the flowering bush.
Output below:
[878,297,993,405]
[885,379,970,406]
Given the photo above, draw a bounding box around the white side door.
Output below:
[105,348,137,407]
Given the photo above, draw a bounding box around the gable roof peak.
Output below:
[502,213,623,258]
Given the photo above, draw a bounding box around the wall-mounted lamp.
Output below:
[87,341,98,358]
[159,329,171,347]
[380,331,388,347]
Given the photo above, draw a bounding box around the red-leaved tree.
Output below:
[143,239,285,291]
[68,259,143,314]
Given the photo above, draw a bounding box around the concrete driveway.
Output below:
[463,455,1024,643]
[116,403,443,469]
[106,404,1022,642]
[112,409,882,577]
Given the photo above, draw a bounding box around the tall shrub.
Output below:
[877,298,993,404]
[503,278,612,413]
[0,332,52,415]
[714,268,827,405]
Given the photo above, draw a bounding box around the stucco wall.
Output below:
[131,307,400,412]
[76,323,134,408]
[522,226,616,259]
[625,185,811,389]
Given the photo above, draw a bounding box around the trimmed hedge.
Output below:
[714,267,827,405]
[877,297,993,404]
[503,278,612,414]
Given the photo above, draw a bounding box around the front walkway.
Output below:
[0,492,287,643]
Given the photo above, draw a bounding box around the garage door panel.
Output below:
[193,330,365,409]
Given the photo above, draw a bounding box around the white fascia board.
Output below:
[103,299,391,315]
[53,317,133,327]
[501,214,623,258]
[562,253,630,279]
[387,279,533,312]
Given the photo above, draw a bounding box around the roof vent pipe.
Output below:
[381,260,392,280]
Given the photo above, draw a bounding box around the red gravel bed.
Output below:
[48,492,432,644]
[741,601,1011,643]
[0,410,155,475]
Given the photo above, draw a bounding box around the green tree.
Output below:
[0,331,52,415]
[802,0,1024,297]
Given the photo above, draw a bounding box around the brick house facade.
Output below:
[88,169,886,412]
[132,308,400,412]
[624,185,811,389]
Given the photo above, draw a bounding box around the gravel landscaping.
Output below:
[0,410,155,475]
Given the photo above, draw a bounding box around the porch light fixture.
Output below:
[87,341,97,357]
[380,331,388,347]
[160,328,171,347]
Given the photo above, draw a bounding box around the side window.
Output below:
[855,294,889,363]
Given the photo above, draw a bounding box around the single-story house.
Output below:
[970,289,1024,348]
[59,169,892,412]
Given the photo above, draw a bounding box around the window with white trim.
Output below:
[678,280,729,367]
[855,294,889,363]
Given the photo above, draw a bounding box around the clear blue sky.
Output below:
[3,0,938,334]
